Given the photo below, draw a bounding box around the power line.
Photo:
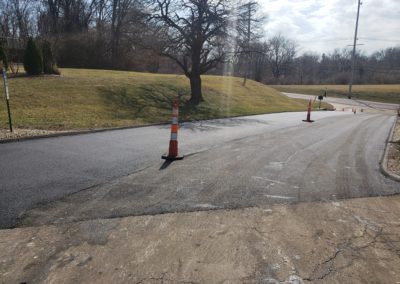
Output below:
[359,37,400,42]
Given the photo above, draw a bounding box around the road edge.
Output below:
[380,115,400,182]
[281,91,400,109]
[0,122,171,144]
[0,110,327,144]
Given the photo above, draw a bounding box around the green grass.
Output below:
[0,69,331,130]
[271,85,400,104]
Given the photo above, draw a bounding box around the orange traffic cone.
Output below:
[162,98,184,160]
[302,99,314,123]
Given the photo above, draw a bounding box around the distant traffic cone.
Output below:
[162,98,184,160]
[302,99,314,123]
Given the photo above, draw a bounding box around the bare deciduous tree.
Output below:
[268,34,296,81]
[1,0,398,84]
[152,0,230,105]
[38,0,96,35]
[236,0,265,85]
[110,0,148,67]
[0,0,36,39]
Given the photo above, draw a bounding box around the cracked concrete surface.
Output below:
[1,195,400,283]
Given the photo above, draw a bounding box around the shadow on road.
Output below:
[159,160,173,170]
[155,117,269,132]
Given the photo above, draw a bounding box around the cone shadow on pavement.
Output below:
[159,160,173,170]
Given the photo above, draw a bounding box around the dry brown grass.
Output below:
[0,69,327,130]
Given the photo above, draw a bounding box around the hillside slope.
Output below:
[0,69,323,130]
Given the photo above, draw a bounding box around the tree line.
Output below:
[0,0,399,104]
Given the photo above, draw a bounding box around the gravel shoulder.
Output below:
[0,128,69,141]
[387,116,400,176]
[1,195,400,283]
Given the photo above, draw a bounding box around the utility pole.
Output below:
[348,0,362,99]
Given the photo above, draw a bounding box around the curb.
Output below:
[0,122,171,144]
[380,115,400,182]
[0,109,327,144]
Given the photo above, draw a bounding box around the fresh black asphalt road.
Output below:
[1,108,399,228]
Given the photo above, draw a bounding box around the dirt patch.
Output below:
[393,117,400,141]
[387,117,400,176]
[0,128,68,141]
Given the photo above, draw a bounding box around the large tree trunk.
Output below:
[189,48,204,105]
[189,73,203,105]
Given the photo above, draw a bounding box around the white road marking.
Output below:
[264,195,294,200]
[252,176,286,185]
[196,203,217,209]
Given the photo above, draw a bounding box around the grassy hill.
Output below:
[0,69,329,130]
[271,85,400,104]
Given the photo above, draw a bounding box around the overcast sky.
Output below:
[259,0,400,55]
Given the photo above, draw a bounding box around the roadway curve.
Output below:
[284,92,399,112]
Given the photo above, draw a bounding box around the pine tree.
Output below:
[23,38,43,75]
[42,41,60,75]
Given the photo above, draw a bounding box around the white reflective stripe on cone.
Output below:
[172,117,178,124]
[170,133,178,141]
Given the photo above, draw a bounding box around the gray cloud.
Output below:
[260,0,400,54]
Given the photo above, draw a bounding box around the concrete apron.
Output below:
[1,195,400,284]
